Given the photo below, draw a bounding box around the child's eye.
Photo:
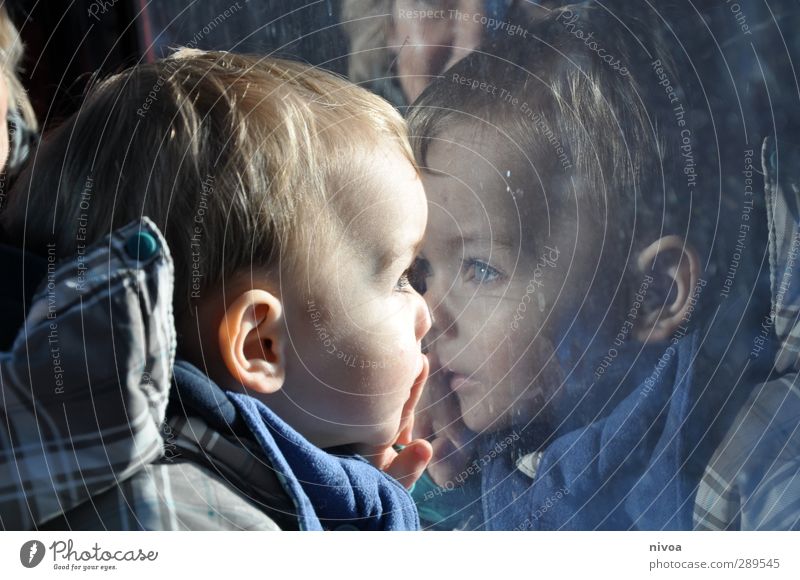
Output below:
[463,259,503,284]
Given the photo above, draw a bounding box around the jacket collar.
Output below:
[763,136,800,374]
[170,358,420,530]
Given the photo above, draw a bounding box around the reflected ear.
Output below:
[218,289,286,394]
[634,235,700,343]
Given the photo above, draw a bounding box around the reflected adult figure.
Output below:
[342,0,554,106]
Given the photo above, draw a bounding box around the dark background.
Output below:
[7,0,350,130]
[5,0,800,141]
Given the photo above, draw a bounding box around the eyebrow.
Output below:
[379,234,426,272]
[448,233,516,250]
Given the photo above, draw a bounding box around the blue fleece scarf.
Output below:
[170,359,419,531]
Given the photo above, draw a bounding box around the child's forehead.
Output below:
[429,123,508,161]
[425,123,538,185]
[332,145,420,215]
[316,145,426,256]
[424,125,540,206]
[420,123,586,251]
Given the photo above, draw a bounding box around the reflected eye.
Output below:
[463,259,502,284]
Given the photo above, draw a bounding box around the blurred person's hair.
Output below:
[1,49,413,321]
[341,0,391,85]
[0,4,38,171]
[340,0,405,105]
[340,1,557,106]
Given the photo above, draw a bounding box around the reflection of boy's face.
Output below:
[419,124,593,434]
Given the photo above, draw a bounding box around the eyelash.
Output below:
[395,257,432,294]
[463,258,503,284]
[395,268,413,292]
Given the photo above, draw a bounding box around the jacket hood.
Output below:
[0,218,175,528]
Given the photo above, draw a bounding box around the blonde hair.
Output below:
[0,5,37,133]
[1,49,412,319]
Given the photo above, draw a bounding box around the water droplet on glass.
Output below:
[537,293,547,312]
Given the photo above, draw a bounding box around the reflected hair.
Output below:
[408,4,717,272]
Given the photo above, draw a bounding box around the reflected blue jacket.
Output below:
[479,332,702,530]
[415,325,755,530]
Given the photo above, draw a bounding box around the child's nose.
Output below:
[430,305,455,344]
[422,278,456,344]
[415,294,432,342]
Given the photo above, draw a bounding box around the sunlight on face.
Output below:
[265,146,432,449]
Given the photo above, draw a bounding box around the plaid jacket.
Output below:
[1,218,294,530]
[694,138,800,530]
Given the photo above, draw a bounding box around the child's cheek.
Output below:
[475,298,549,381]
[370,338,421,411]
[380,337,418,382]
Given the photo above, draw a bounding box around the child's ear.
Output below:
[218,289,286,394]
[634,235,700,343]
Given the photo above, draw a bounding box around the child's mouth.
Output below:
[415,353,428,384]
[446,369,480,394]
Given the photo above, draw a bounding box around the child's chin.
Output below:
[353,424,402,450]
[462,409,510,436]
